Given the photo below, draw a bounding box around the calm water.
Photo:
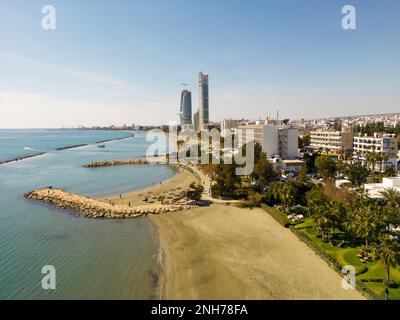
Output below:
[0,129,133,162]
[0,130,176,299]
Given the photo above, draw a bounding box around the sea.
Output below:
[0,129,177,299]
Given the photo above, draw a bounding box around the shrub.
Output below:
[237,194,262,208]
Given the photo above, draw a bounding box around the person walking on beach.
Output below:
[128,202,131,207]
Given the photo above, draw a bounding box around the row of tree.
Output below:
[353,122,400,138]
[263,172,400,289]
[307,186,400,288]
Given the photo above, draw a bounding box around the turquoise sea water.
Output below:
[0,129,132,162]
[0,130,176,299]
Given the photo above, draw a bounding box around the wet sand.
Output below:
[151,205,365,300]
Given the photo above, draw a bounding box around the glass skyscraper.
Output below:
[198,72,209,127]
[180,90,192,126]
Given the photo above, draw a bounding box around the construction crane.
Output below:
[181,83,195,90]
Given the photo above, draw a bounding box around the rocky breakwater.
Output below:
[25,188,196,219]
[83,159,150,168]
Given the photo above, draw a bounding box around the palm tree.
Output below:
[381,154,389,171]
[280,182,296,209]
[343,208,358,244]
[371,236,400,289]
[379,188,400,209]
[326,201,340,237]
[353,151,361,165]
[365,152,377,172]
[268,183,282,204]
[380,188,400,231]
[375,153,383,172]
[313,208,331,239]
[353,205,382,250]
[325,148,331,156]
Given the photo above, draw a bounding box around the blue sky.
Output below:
[0,0,399,128]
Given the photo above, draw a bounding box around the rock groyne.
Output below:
[83,157,169,168]
[83,159,150,168]
[0,152,47,165]
[25,188,196,219]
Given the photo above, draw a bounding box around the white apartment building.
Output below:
[310,126,353,155]
[238,124,298,159]
[220,119,241,136]
[353,133,398,169]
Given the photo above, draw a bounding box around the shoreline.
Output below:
[99,163,203,300]
[0,134,135,165]
[102,165,201,207]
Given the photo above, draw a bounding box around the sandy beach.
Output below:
[100,163,364,299]
[103,167,200,206]
[151,205,365,300]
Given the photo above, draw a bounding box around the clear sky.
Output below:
[0,0,399,128]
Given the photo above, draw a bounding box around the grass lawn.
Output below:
[263,206,400,300]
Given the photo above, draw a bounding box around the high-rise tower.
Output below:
[198,72,209,128]
[180,90,192,126]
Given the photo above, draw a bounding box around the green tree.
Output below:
[384,167,397,177]
[251,152,276,191]
[380,188,400,230]
[212,163,241,198]
[188,182,204,201]
[365,150,378,172]
[280,183,296,208]
[352,205,382,250]
[303,152,318,174]
[345,162,369,186]
[298,135,311,150]
[313,208,331,239]
[298,166,308,184]
[315,155,337,180]
[306,186,330,238]
[327,200,346,237]
[306,186,328,213]
[380,188,400,208]
[241,142,263,164]
[371,236,400,289]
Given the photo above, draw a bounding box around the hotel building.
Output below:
[353,133,398,169]
[238,124,299,160]
[310,125,353,155]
